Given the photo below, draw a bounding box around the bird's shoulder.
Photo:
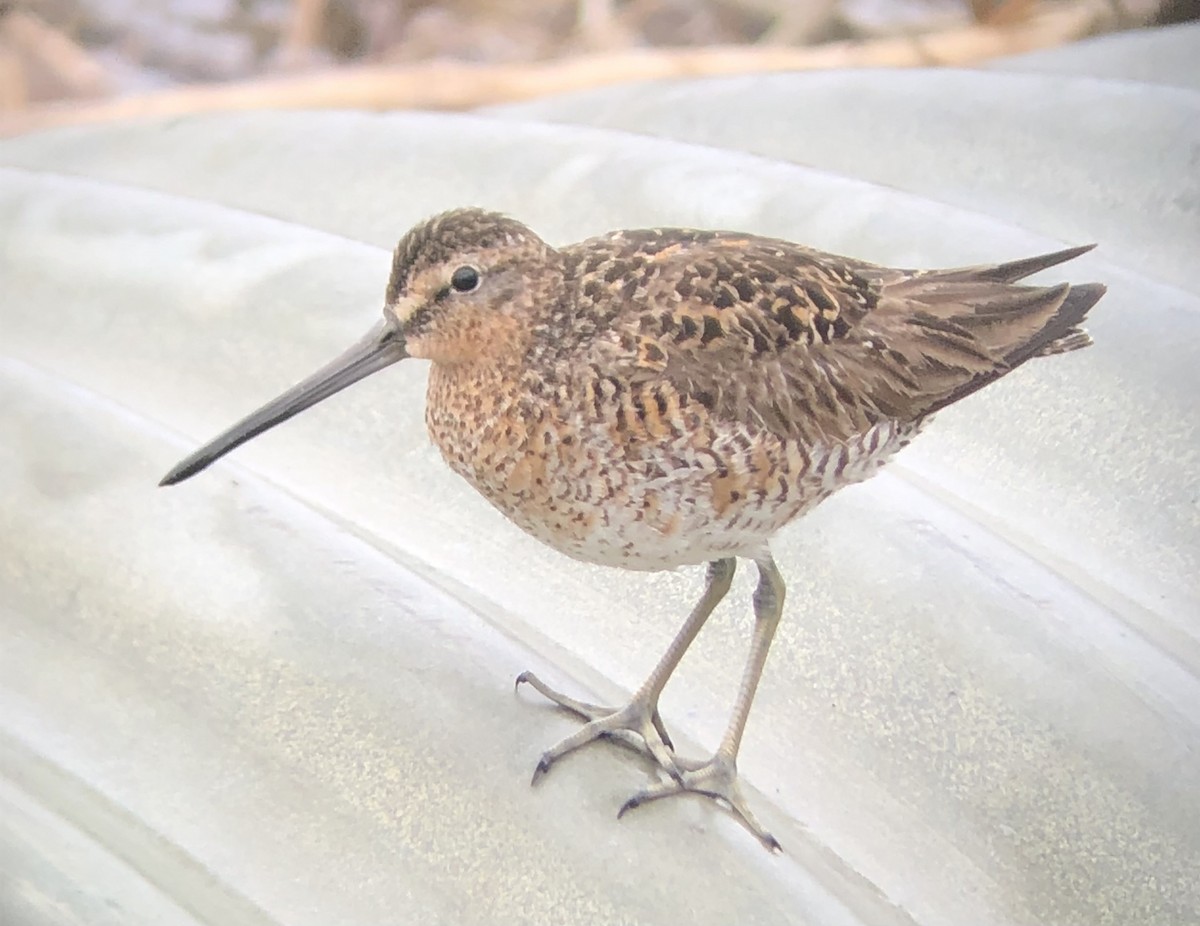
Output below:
[540,228,893,444]
[562,228,879,346]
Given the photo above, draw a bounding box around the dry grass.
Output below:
[0,0,1175,136]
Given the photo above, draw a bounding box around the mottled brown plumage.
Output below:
[161,208,1105,850]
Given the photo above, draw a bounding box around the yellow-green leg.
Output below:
[619,552,785,852]
[516,557,737,780]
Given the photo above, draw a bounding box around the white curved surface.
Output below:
[989,20,1200,88]
[1,29,1198,926]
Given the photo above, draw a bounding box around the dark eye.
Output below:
[450,265,480,293]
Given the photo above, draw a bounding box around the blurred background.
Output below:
[1,0,1197,131]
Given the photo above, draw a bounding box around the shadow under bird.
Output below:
[160,208,1105,850]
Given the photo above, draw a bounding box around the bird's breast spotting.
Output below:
[424,362,920,570]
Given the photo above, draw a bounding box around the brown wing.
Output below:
[563,230,1104,447]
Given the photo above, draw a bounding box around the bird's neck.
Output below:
[423,351,535,497]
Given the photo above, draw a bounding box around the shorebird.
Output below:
[161,209,1104,850]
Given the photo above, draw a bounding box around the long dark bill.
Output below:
[159,319,407,487]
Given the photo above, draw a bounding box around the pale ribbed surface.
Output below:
[1,25,1196,926]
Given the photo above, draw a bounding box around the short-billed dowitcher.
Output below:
[161,209,1105,850]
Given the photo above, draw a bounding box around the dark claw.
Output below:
[531,754,552,786]
[650,710,674,752]
[763,834,783,854]
[514,670,532,693]
[616,794,643,819]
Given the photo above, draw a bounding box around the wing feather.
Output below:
[560,231,1102,447]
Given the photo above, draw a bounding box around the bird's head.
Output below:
[159,208,556,486]
[384,208,556,364]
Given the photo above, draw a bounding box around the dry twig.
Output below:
[0,8,109,107]
[278,0,331,69]
[0,0,1113,137]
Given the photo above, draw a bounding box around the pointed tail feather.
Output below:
[1039,328,1092,355]
[998,281,1105,365]
[1028,281,1104,357]
[906,279,1106,416]
[936,243,1097,284]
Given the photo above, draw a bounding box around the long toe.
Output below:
[516,671,678,779]
[618,755,780,853]
[515,670,611,720]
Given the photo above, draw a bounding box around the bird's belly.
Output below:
[513,491,806,570]
[498,479,810,571]
[437,417,921,572]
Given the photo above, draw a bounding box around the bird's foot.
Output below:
[515,670,679,780]
[619,753,781,853]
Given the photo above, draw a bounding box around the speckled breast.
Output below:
[424,362,921,571]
